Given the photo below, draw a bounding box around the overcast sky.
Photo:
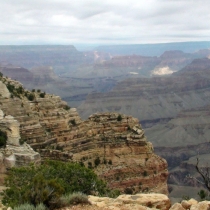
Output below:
[0,0,210,45]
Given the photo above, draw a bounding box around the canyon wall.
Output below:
[0,76,168,194]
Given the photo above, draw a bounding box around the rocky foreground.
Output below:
[1,193,208,210]
[61,194,210,210]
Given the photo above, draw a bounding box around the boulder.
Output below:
[190,201,210,210]
[170,203,185,210]
[89,193,171,210]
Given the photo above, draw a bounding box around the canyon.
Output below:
[1,44,210,200]
[0,75,168,195]
[78,57,210,199]
[1,46,210,108]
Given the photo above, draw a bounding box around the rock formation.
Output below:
[0,108,41,185]
[88,193,171,210]
[0,75,168,195]
[87,195,210,210]
[77,58,210,199]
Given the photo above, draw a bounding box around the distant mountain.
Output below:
[68,49,210,78]
[96,41,210,56]
[78,58,210,120]
[1,45,210,108]
[0,45,89,75]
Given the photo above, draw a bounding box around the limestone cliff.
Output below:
[0,75,168,194]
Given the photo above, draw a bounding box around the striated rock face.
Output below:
[0,76,168,195]
[76,57,210,199]
[67,113,168,194]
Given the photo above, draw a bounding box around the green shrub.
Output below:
[108,160,112,165]
[6,83,15,93]
[63,105,70,110]
[34,203,46,210]
[88,162,93,169]
[27,93,35,101]
[103,159,107,164]
[94,157,101,167]
[14,203,46,210]
[117,114,122,121]
[2,160,108,208]
[0,130,7,147]
[14,203,37,210]
[29,174,64,207]
[19,138,26,145]
[16,86,24,94]
[143,171,148,176]
[124,188,133,194]
[55,145,63,151]
[107,189,121,198]
[59,192,90,207]
[32,89,35,92]
[198,189,208,200]
[0,72,3,77]
[69,119,76,126]
[39,92,45,98]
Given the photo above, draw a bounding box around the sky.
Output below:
[0,0,210,46]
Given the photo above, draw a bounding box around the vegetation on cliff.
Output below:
[1,160,111,209]
[0,130,7,147]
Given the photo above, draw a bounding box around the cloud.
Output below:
[0,0,210,45]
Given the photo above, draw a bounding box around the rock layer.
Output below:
[0,76,168,194]
[0,109,41,185]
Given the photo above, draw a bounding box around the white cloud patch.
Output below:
[0,0,210,45]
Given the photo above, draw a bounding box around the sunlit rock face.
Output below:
[151,66,174,76]
[0,81,10,98]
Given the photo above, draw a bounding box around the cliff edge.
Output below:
[0,75,168,194]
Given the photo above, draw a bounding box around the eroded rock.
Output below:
[0,77,168,194]
[0,109,41,184]
[89,193,171,210]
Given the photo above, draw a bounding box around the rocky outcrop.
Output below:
[62,112,168,194]
[0,81,10,98]
[76,58,210,199]
[0,76,168,195]
[0,114,20,146]
[88,193,171,210]
[0,109,41,185]
[88,194,210,210]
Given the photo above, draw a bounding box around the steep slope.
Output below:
[78,58,210,124]
[0,75,168,194]
[77,58,210,198]
[145,105,210,197]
